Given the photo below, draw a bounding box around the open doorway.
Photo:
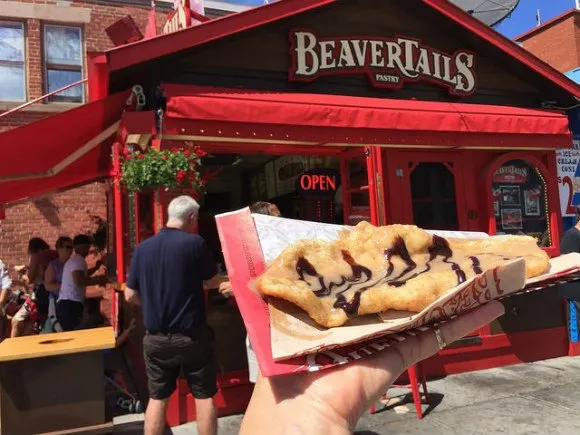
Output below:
[197,153,344,265]
[196,152,345,373]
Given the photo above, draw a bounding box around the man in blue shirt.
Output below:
[125,195,218,435]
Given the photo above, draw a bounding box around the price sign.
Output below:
[556,138,580,217]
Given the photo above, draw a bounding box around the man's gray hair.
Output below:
[167,195,200,224]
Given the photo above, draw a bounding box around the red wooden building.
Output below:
[1,0,579,426]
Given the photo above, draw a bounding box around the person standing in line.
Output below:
[560,206,580,339]
[0,259,13,339]
[57,235,109,331]
[43,236,74,332]
[218,201,281,384]
[0,259,12,312]
[124,196,218,435]
[11,238,57,337]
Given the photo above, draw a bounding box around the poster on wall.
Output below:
[524,187,541,216]
[500,186,521,207]
[494,201,499,217]
[501,209,523,230]
[556,138,580,217]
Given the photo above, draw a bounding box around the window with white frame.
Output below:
[43,24,84,103]
[0,21,26,102]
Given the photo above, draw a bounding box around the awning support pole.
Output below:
[112,140,126,336]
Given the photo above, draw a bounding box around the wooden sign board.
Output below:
[288,29,477,96]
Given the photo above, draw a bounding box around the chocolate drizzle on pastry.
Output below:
[295,234,486,317]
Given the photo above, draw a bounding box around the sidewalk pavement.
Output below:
[114,355,580,434]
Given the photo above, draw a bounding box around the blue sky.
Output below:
[495,0,578,39]
[221,0,578,40]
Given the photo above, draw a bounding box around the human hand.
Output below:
[218,281,234,298]
[240,301,505,434]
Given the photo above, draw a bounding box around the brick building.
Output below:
[514,9,580,233]
[515,9,580,74]
[0,0,244,273]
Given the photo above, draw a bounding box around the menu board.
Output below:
[492,159,548,244]
[274,155,309,197]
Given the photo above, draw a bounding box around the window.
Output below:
[0,21,26,102]
[44,24,84,103]
[491,159,551,246]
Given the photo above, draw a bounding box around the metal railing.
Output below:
[0,78,88,120]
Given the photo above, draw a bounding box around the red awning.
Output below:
[161,85,572,149]
[0,91,129,205]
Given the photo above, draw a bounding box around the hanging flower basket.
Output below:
[120,145,207,193]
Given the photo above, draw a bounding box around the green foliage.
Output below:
[120,146,206,192]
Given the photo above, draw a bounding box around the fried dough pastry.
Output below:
[255,221,549,328]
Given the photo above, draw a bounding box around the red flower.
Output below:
[195,148,208,158]
[183,150,191,157]
[171,147,179,153]
[122,148,130,156]
[199,179,206,187]
[138,154,145,159]
[162,154,169,160]
[176,170,187,182]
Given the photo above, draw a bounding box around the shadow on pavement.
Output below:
[113,421,174,434]
[369,392,444,418]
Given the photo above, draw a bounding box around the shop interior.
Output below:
[197,152,348,373]
[197,153,348,263]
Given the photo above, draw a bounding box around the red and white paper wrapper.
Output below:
[215,208,580,377]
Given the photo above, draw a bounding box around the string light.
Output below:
[535,167,551,246]
[329,199,334,223]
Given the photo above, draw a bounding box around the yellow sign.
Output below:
[163,4,191,35]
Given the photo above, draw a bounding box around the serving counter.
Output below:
[0,327,115,435]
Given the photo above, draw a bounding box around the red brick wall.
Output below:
[0,182,109,273]
[518,14,580,73]
[0,0,168,273]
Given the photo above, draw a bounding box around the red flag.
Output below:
[144,1,157,39]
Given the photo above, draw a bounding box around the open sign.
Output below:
[296,169,341,197]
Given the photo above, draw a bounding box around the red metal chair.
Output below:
[369,362,429,419]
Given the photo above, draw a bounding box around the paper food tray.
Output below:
[215,208,580,377]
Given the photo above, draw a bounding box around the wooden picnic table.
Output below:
[0,327,115,434]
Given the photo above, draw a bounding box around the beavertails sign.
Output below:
[288,30,477,96]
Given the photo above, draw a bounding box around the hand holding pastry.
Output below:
[240,301,505,434]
